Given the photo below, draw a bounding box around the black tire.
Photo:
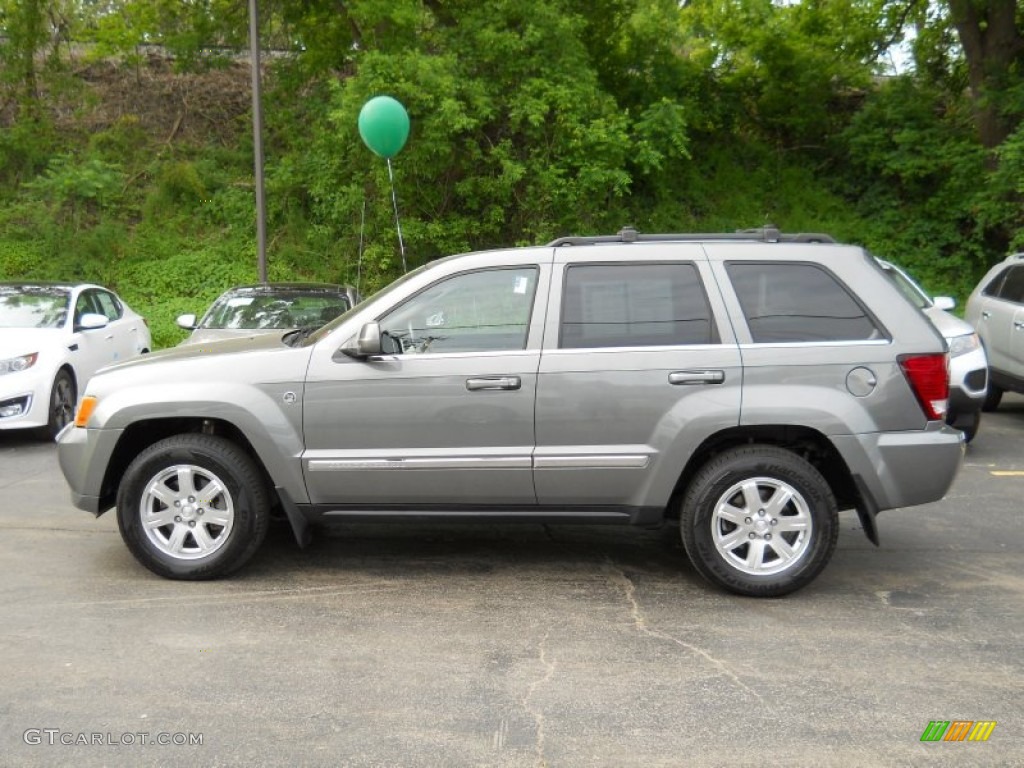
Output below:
[116,434,270,580]
[981,384,1002,413]
[41,369,76,441]
[680,445,839,597]
[949,409,981,443]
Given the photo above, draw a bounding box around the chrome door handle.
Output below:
[466,376,521,391]
[981,311,992,319]
[104,334,114,340]
[669,370,725,385]
[1014,321,1024,330]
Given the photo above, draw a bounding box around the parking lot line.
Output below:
[989,470,1024,477]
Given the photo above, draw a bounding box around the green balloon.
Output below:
[358,96,410,159]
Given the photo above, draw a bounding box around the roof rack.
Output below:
[547,226,837,247]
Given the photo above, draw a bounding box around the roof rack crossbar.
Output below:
[547,226,836,247]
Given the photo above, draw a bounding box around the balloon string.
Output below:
[357,197,365,296]
[387,157,407,273]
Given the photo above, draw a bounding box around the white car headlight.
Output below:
[0,352,38,375]
[947,333,980,358]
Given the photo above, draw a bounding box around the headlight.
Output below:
[947,333,980,358]
[0,353,38,375]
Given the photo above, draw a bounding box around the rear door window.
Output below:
[995,266,1024,304]
[559,263,718,348]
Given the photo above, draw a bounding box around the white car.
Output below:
[0,282,151,440]
[877,260,988,441]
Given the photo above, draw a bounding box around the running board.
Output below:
[297,505,664,527]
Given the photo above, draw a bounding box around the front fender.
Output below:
[90,381,309,504]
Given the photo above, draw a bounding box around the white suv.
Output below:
[965,253,1024,411]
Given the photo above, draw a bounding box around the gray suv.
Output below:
[58,228,964,596]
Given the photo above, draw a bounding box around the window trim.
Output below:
[724,260,890,344]
[557,260,721,350]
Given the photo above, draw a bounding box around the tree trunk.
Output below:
[947,0,1024,148]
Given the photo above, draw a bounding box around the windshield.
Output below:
[0,286,70,329]
[877,261,930,310]
[200,291,352,330]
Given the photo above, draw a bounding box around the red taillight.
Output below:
[899,353,949,421]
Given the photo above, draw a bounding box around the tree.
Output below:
[946,0,1024,148]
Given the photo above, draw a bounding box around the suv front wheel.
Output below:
[116,434,271,580]
[680,446,839,597]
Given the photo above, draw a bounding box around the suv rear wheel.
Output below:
[680,445,839,597]
[116,434,270,580]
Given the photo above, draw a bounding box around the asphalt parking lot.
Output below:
[2,397,1023,767]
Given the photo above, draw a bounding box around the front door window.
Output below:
[378,268,539,354]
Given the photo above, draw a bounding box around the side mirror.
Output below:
[77,312,108,331]
[341,321,383,358]
[176,313,198,330]
[933,296,956,311]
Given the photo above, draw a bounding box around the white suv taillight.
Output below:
[899,353,949,421]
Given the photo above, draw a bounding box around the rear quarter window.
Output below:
[726,261,884,343]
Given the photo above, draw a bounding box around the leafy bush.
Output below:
[24,154,124,225]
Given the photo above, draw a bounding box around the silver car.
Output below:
[876,260,988,441]
[965,253,1024,411]
[176,283,358,345]
[58,228,964,596]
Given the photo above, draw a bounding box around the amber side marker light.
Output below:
[74,396,97,427]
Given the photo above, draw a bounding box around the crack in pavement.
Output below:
[602,559,764,704]
[521,629,556,767]
[41,583,404,608]
[0,524,118,534]
[491,716,509,751]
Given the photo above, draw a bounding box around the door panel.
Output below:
[534,249,742,508]
[303,352,540,504]
[1011,307,1024,377]
[979,296,1015,373]
[93,290,138,361]
[534,347,742,506]
[302,260,550,506]
[70,290,117,382]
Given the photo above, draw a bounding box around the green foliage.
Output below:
[0,117,58,186]
[144,161,207,219]
[0,0,1022,344]
[0,240,46,278]
[86,0,247,70]
[837,75,1011,298]
[24,154,124,226]
[120,237,258,347]
[88,116,151,167]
